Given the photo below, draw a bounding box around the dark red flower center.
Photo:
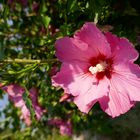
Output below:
[89,55,113,80]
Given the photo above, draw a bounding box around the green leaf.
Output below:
[22,90,35,120]
[0,42,4,59]
[42,15,51,28]
[39,0,48,13]
[3,5,9,20]
[7,64,37,75]
[67,0,78,12]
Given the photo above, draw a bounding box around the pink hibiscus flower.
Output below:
[29,87,46,120]
[48,118,72,136]
[59,93,74,103]
[2,84,45,125]
[52,22,140,117]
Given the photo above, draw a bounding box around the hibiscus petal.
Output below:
[74,77,110,113]
[59,93,72,102]
[59,122,72,136]
[105,32,139,63]
[99,88,134,118]
[20,105,31,126]
[113,63,140,101]
[74,22,111,57]
[99,71,138,117]
[11,97,24,107]
[2,84,25,97]
[55,37,95,63]
[29,87,38,104]
[105,32,119,53]
[52,62,93,96]
[74,93,97,113]
[29,87,45,120]
[34,106,44,120]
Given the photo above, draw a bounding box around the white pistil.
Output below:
[89,61,108,74]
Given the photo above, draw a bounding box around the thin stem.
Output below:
[0,59,58,64]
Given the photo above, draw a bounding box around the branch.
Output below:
[0,59,58,64]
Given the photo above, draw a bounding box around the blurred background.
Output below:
[0,0,140,139]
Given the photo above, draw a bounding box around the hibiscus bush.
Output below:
[0,0,140,140]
